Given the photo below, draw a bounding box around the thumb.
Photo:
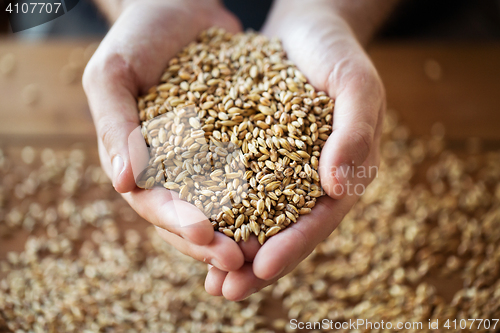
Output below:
[83,56,143,193]
[260,5,385,200]
[319,66,384,199]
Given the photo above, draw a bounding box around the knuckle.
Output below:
[98,119,139,154]
[350,67,381,92]
[83,52,133,93]
[97,118,123,152]
[101,53,134,82]
[331,61,385,116]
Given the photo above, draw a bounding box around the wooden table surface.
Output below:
[0,40,499,255]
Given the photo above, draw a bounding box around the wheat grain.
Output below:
[136,28,333,242]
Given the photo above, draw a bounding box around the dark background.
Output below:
[1,0,500,40]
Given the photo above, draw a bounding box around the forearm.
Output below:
[92,0,222,24]
[328,0,399,44]
[92,0,124,23]
[270,0,399,46]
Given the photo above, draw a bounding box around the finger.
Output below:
[238,235,261,262]
[97,131,150,190]
[83,54,141,194]
[97,138,112,179]
[221,263,263,301]
[223,261,304,301]
[122,186,215,245]
[205,266,227,296]
[319,64,384,199]
[155,227,244,271]
[253,195,356,280]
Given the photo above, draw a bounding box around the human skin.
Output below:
[83,0,396,301]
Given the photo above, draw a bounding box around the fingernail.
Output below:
[112,155,124,186]
[211,258,226,271]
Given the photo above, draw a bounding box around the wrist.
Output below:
[98,0,223,25]
[328,0,398,45]
[270,0,397,46]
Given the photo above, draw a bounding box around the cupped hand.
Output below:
[83,0,246,272]
[205,0,385,300]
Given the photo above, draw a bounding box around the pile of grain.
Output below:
[136,28,333,243]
